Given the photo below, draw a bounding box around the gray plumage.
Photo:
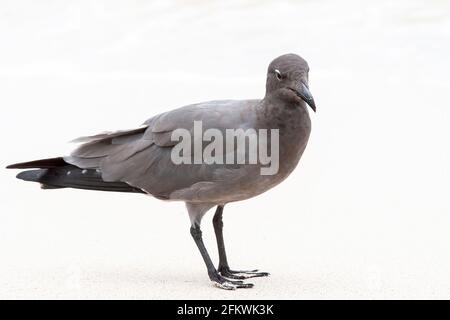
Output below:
[7,53,316,290]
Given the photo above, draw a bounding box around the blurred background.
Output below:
[1,0,449,299]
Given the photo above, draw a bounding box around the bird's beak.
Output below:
[297,82,316,112]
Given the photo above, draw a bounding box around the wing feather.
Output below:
[65,99,259,200]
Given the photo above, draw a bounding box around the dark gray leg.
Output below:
[212,205,229,270]
[212,205,270,279]
[190,223,253,289]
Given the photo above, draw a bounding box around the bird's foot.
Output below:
[219,266,270,280]
[209,271,254,290]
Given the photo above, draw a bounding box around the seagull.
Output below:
[7,53,316,290]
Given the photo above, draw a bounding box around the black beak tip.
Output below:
[298,83,316,113]
[309,101,316,113]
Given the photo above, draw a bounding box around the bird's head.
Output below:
[265,53,316,112]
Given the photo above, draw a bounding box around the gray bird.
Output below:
[7,53,315,290]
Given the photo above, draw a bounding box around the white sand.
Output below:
[1,0,449,299]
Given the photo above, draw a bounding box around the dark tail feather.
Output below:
[7,157,67,169]
[12,162,145,194]
[15,169,65,190]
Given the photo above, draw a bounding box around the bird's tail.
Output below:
[7,157,144,194]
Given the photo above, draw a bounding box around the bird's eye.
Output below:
[274,69,282,81]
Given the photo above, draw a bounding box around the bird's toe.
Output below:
[210,272,254,290]
[212,280,254,290]
[219,267,270,279]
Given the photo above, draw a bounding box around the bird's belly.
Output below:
[232,128,311,201]
[169,139,309,204]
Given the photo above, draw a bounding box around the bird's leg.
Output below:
[190,223,253,290]
[212,205,270,280]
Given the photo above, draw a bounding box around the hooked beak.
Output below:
[297,82,316,112]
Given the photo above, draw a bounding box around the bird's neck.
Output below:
[257,94,311,134]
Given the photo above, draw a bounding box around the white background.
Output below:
[1,0,449,299]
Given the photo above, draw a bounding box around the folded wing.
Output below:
[65,100,259,200]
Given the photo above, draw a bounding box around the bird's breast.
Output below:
[262,103,312,183]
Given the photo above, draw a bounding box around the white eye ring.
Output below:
[274,69,282,81]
